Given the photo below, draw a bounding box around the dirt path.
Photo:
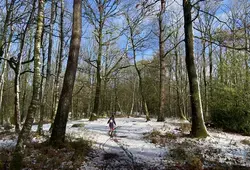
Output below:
[68,117,167,170]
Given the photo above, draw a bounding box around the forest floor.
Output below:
[1,117,250,169]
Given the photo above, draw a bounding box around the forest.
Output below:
[0,0,250,169]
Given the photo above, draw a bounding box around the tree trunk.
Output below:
[168,60,172,116]
[183,0,208,138]
[14,0,36,132]
[14,70,21,132]
[158,0,166,122]
[21,40,32,122]
[175,45,185,119]
[202,39,208,119]
[37,40,46,134]
[0,27,13,125]
[208,34,213,106]
[126,14,150,121]
[244,20,249,90]
[38,0,55,134]
[50,0,82,143]
[129,80,136,117]
[10,0,44,168]
[92,26,103,117]
[40,0,55,125]
[51,0,64,123]
[0,0,15,58]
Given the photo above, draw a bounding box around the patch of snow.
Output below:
[1,117,250,169]
[0,139,17,150]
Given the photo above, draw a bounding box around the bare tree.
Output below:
[0,0,15,125]
[50,0,82,143]
[83,0,120,118]
[183,0,209,137]
[158,0,166,121]
[11,0,45,168]
[124,4,151,121]
[51,0,64,124]
[38,0,56,135]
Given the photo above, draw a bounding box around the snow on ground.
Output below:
[76,117,168,169]
[1,117,250,169]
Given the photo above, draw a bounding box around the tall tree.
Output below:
[50,0,82,143]
[13,0,36,132]
[0,0,16,125]
[0,0,15,58]
[51,0,64,123]
[11,0,44,168]
[158,0,166,121]
[0,25,13,125]
[124,2,153,121]
[83,0,120,118]
[183,0,209,137]
[38,0,56,134]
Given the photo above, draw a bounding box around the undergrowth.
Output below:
[144,130,177,146]
[2,135,92,170]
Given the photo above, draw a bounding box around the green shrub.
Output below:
[211,107,250,134]
[210,86,250,135]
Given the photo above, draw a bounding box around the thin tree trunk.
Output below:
[102,79,108,114]
[37,40,46,134]
[0,27,13,125]
[14,0,36,132]
[51,45,60,121]
[50,0,82,143]
[14,68,21,132]
[10,0,44,168]
[219,45,223,83]
[244,20,249,90]
[40,0,55,127]
[51,0,64,123]
[21,39,32,122]
[208,34,213,106]
[126,14,150,121]
[175,46,185,119]
[129,80,136,117]
[168,60,172,116]
[202,39,208,119]
[183,0,208,138]
[0,0,15,58]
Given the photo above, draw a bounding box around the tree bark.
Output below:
[50,0,82,143]
[51,0,64,123]
[183,0,208,138]
[0,27,13,125]
[37,38,46,134]
[202,39,208,119]
[42,0,55,120]
[129,80,136,117]
[175,44,185,119]
[92,21,103,117]
[158,0,166,122]
[14,0,36,132]
[10,0,44,168]
[38,0,55,135]
[21,38,32,122]
[0,0,15,58]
